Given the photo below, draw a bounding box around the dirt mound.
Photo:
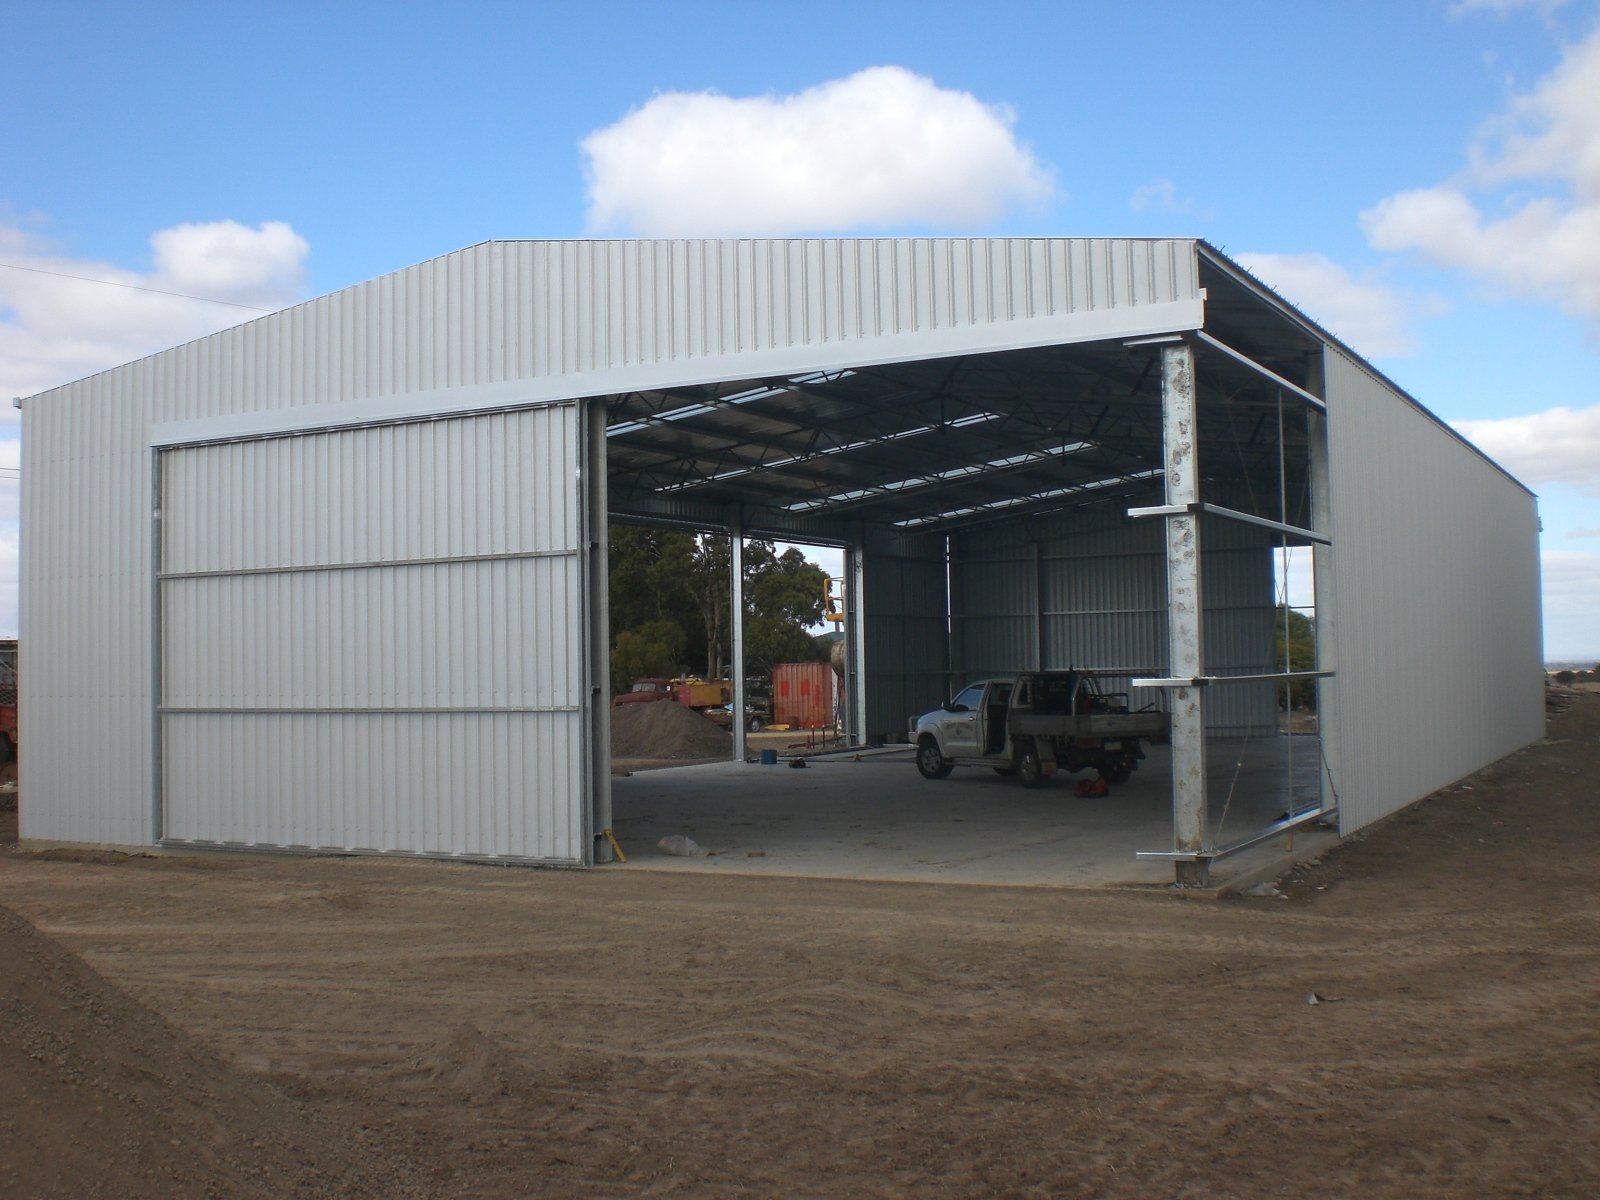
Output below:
[611,699,732,759]
[0,904,432,1200]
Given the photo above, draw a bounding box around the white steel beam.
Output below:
[1194,330,1326,412]
[1308,408,1341,822]
[1163,343,1209,885]
[587,398,614,864]
[847,536,868,745]
[730,507,747,763]
[149,448,165,844]
[1126,502,1329,547]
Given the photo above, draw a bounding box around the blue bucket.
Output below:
[759,749,778,765]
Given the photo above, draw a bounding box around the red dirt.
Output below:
[1,689,1597,1198]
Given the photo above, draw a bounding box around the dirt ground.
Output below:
[2,690,1597,1198]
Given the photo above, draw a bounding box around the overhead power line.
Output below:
[0,261,275,312]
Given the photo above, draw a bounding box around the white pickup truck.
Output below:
[910,671,1168,789]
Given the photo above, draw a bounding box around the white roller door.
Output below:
[156,404,591,863]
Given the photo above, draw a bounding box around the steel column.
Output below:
[1033,539,1046,671]
[1308,408,1340,820]
[1163,343,1209,885]
[847,536,868,745]
[150,448,165,844]
[586,398,614,864]
[729,508,747,762]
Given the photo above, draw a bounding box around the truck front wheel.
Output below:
[916,739,954,780]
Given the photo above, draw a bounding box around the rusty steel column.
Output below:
[1163,343,1209,886]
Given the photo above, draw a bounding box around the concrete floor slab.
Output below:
[610,733,1334,888]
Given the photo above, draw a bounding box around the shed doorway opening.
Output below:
[605,527,846,767]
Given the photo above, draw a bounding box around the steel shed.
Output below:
[16,238,1543,882]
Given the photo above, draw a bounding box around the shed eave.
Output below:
[149,295,1205,449]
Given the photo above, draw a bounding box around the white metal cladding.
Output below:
[21,237,1203,850]
[951,515,1278,733]
[18,376,157,846]
[148,239,1204,446]
[1322,352,1543,835]
[863,534,950,738]
[157,406,588,861]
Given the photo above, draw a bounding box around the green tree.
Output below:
[685,535,733,679]
[743,545,829,674]
[606,527,698,688]
[1273,605,1318,711]
[610,619,686,695]
[608,527,695,629]
[606,526,830,690]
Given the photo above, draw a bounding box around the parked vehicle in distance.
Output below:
[673,678,732,710]
[613,678,675,707]
[911,671,1168,789]
[706,702,767,732]
[613,676,739,721]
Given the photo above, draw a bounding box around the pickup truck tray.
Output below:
[1010,711,1169,739]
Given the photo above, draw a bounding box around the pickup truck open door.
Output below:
[924,680,1016,760]
[928,682,986,758]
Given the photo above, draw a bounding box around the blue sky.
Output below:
[3,0,1598,658]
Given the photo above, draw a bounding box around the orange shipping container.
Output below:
[772,662,833,729]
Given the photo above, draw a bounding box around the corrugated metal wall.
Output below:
[157,407,586,860]
[1323,352,1544,834]
[115,238,1203,428]
[863,532,949,739]
[20,237,1203,850]
[19,377,156,847]
[951,512,1277,733]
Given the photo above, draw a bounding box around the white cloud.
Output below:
[0,526,15,637]
[1453,402,1600,494]
[150,220,308,307]
[1541,548,1600,658]
[1361,23,1600,321]
[1233,251,1425,358]
[1449,0,1572,17]
[1128,179,1209,218]
[0,438,17,525]
[0,218,308,406]
[581,66,1055,237]
[1273,546,1317,612]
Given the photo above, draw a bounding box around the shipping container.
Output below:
[772,662,834,730]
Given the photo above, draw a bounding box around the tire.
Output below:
[747,717,765,733]
[1101,760,1133,786]
[916,739,954,780]
[1017,742,1049,788]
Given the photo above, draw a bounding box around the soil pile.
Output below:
[0,904,433,1200]
[611,699,732,759]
